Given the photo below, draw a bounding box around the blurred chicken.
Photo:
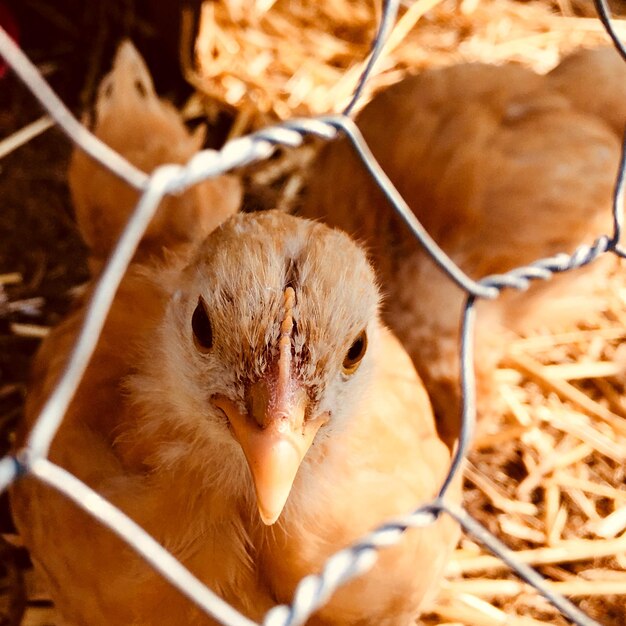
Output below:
[69,41,242,271]
[10,43,459,626]
[302,47,626,444]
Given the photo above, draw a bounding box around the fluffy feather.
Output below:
[11,41,458,626]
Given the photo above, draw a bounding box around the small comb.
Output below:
[276,286,296,401]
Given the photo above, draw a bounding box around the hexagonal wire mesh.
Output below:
[1,0,626,624]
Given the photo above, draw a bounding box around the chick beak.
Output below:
[213,383,327,525]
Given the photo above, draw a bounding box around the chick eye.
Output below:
[342,330,367,375]
[191,298,213,353]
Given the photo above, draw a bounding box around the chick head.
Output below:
[138,211,380,525]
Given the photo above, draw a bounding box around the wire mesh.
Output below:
[1,1,625,625]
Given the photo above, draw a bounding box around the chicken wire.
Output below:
[1,1,625,625]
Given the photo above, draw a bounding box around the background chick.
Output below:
[301,46,626,444]
[68,40,242,272]
[11,210,459,626]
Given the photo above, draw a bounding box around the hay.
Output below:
[190,0,626,127]
[188,0,626,216]
[0,116,54,161]
[421,260,626,625]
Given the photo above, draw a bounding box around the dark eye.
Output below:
[191,298,213,353]
[342,330,367,375]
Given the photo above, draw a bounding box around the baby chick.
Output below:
[69,41,242,271]
[11,210,459,625]
[302,48,625,444]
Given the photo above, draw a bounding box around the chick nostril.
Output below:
[212,402,229,425]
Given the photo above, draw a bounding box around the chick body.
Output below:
[12,210,458,626]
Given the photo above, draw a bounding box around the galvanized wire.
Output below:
[343,0,400,115]
[1,2,625,625]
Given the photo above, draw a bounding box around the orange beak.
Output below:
[212,382,327,525]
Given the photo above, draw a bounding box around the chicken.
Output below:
[11,210,458,626]
[69,40,242,272]
[301,47,626,444]
[10,43,459,625]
